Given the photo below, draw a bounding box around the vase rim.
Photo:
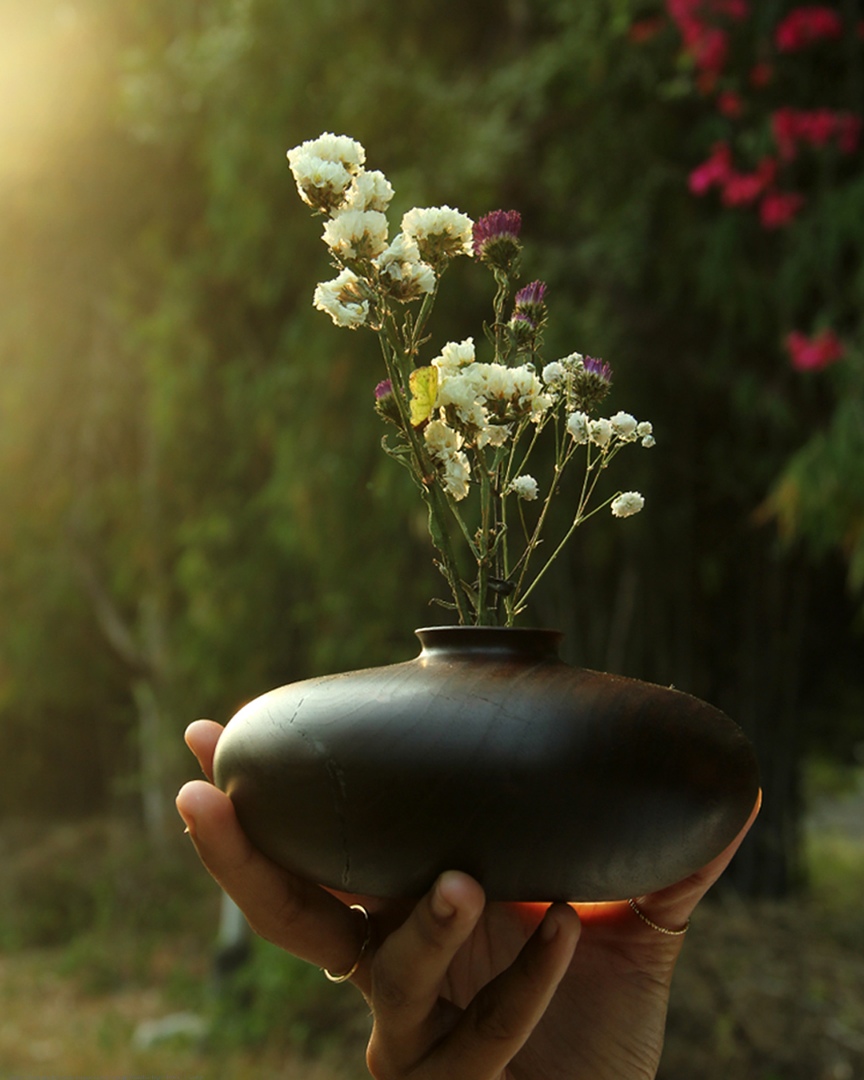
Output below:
[414,625,564,659]
[415,625,562,636]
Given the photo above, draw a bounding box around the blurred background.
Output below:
[1,0,862,1076]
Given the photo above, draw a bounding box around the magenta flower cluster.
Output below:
[632,3,856,372]
[472,210,522,257]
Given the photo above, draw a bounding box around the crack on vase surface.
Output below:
[282,694,306,726]
[284,714,351,888]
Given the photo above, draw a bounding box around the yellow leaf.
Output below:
[409,366,438,427]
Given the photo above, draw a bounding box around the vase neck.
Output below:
[414,626,563,662]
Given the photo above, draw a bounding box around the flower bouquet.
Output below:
[211,134,759,901]
[287,131,654,626]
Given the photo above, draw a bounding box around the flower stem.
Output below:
[376,328,472,623]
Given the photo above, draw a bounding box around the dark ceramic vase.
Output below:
[213,626,759,902]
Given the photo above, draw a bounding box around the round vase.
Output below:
[213,626,759,902]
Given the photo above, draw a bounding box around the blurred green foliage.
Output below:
[0,0,862,894]
[209,938,370,1054]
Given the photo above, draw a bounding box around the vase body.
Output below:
[213,627,759,902]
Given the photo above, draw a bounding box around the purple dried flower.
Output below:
[584,356,612,384]
[374,378,404,428]
[510,279,548,349]
[567,354,613,413]
[472,210,523,270]
[472,210,522,255]
[514,280,547,307]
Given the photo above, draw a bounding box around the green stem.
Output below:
[376,332,472,623]
[514,453,611,615]
[511,428,580,600]
[410,284,439,360]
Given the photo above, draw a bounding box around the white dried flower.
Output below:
[322,209,389,260]
[636,420,656,448]
[288,132,366,170]
[388,260,436,300]
[377,232,421,264]
[542,361,566,386]
[286,151,354,211]
[610,411,638,440]
[432,338,476,375]
[440,394,485,432]
[477,363,550,424]
[441,450,471,501]
[343,170,395,213]
[566,410,589,444]
[476,422,510,448]
[312,268,369,328]
[589,417,613,448]
[611,491,645,518]
[401,205,474,262]
[509,474,539,501]
[511,366,543,401]
[286,133,366,211]
[424,420,471,499]
[437,370,486,429]
[375,234,435,300]
[424,418,462,456]
[482,363,515,402]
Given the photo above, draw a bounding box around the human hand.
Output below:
[177,719,760,1080]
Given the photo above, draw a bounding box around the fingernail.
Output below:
[431,876,457,920]
[176,799,197,839]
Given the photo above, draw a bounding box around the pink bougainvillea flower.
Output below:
[785,329,845,371]
[775,6,843,51]
[720,158,776,206]
[717,90,744,117]
[800,108,842,146]
[722,172,765,206]
[760,189,806,228]
[666,0,700,28]
[689,141,733,194]
[666,2,730,75]
[772,107,862,160]
[691,25,729,75]
[772,107,800,160]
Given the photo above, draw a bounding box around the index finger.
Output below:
[176,777,373,987]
